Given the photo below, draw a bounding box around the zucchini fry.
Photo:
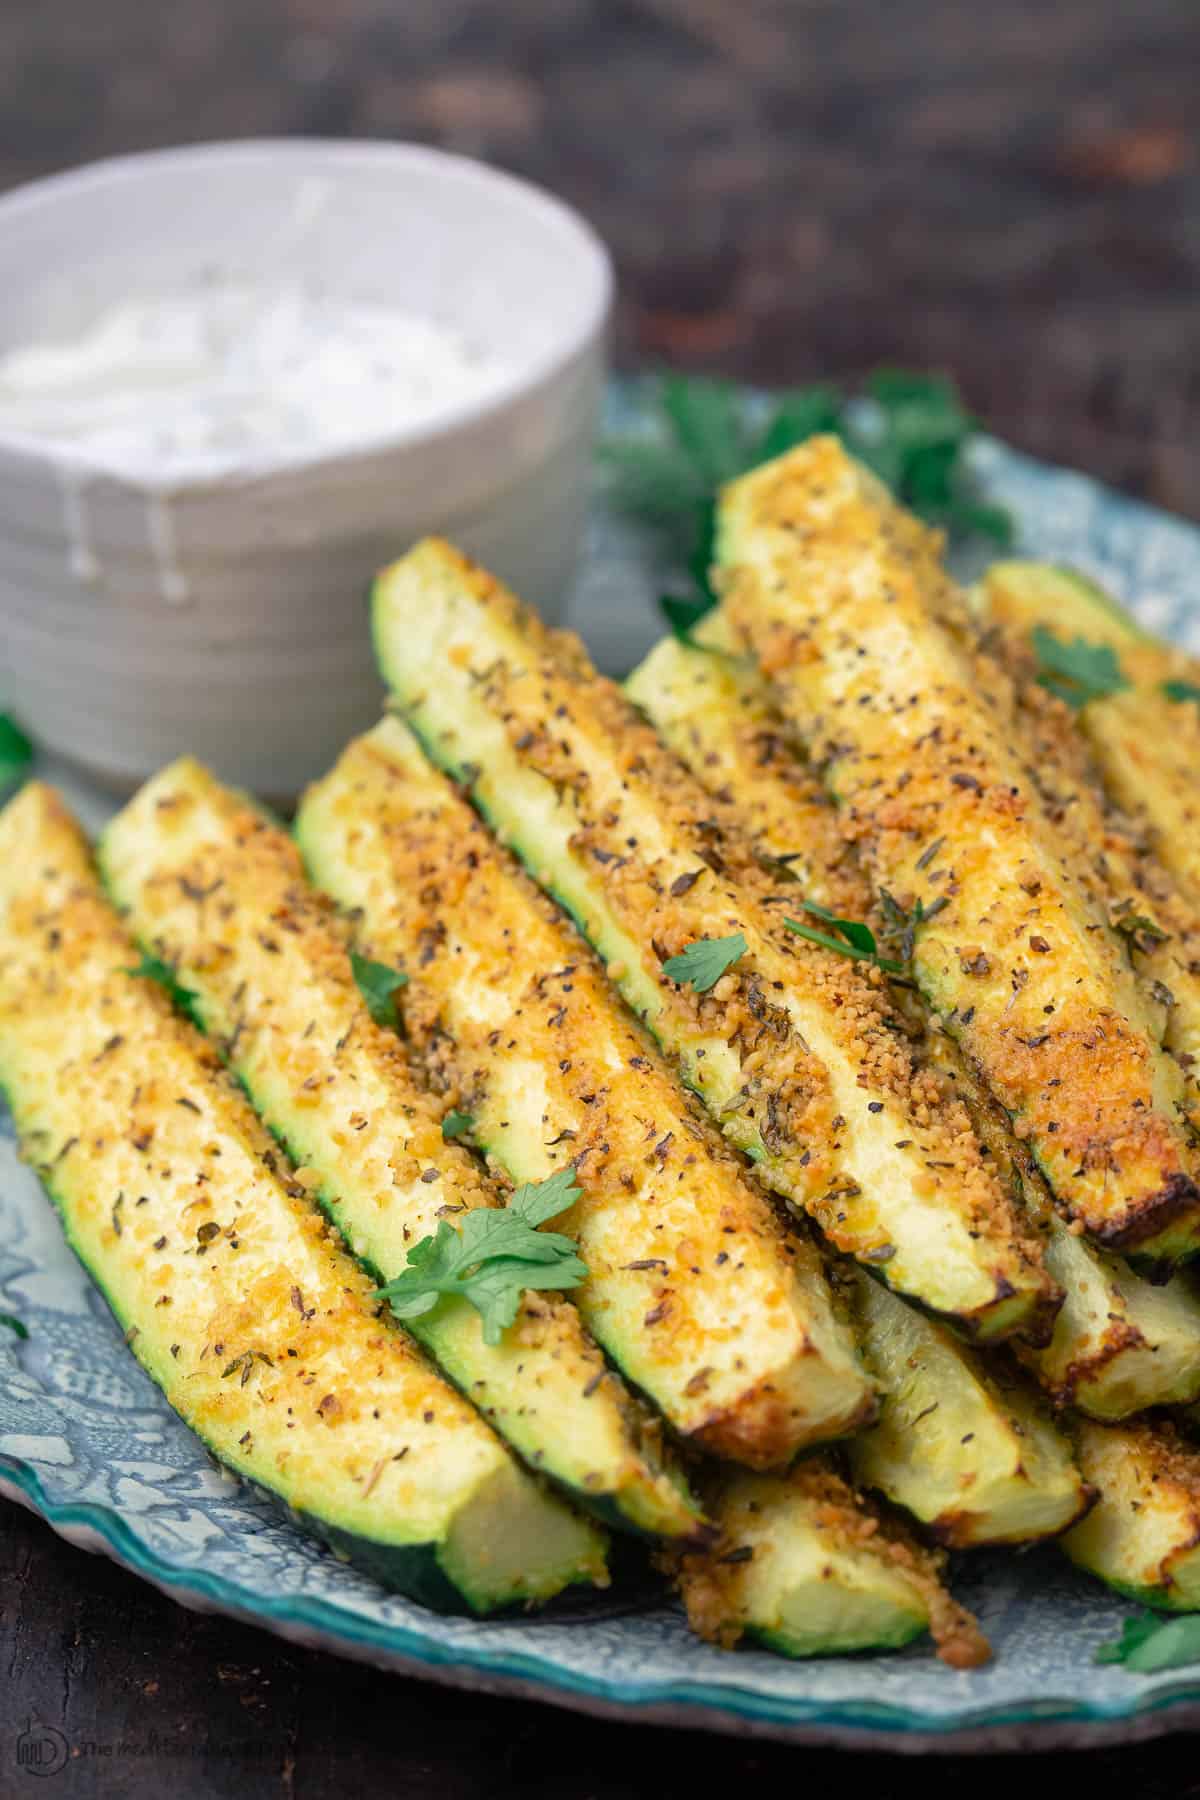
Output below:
[979,562,1200,919]
[1063,1415,1200,1611]
[298,719,874,1467]
[367,540,1056,1342]
[718,438,1200,1266]
[671,1462,990,1666]
[953,586,1200,1083]
[305,721,1089,1542]
[0,783,605,1614]
[628,627,1200,1419]
[843,1270,1090,1546]
[100,760,701,1543]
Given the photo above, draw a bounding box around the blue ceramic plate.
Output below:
[4,387,1200,1752]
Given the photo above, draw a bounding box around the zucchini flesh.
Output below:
[629,627,1200,1419]
[99,761,698,1543]
[297,719,874,1467]
[671,1461,989,1666]
[843,1271,1090,1546]
[718,439,1200,1266]
[0,783,605,1614]
[978,560,1200,951]
[368,539,1056,1343]
[1062,1416,1200,1610]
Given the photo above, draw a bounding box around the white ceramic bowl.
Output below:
[0,140,611,795]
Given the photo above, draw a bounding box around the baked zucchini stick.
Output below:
[626,631,1102,1525]
[628,627,1200,1420]
[950,588,1200,1083]
[367,540,1056,1343]
[671,1461,990,1667]
[1063,1415,1200,1610]
[842,1270,1091,1546]
[978,559,1200,975]
[0,783,605,1614]
[100,759,700,1544]
[298,719,874,1467]
[718,438,1200,1266]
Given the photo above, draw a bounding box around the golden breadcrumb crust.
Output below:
[376,541,1054,1338]
[719,438,1200,1264]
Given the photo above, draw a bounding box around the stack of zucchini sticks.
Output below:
[4,436,1200,1665]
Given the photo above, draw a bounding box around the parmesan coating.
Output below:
[300,722,876,1467]
[627,626,1200,1418]
[374,540,1055,1338]
[101,761,700,1542]
[719,438,1200,1265]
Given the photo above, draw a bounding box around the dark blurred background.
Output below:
[4,4,1200,1794]
[2,0,1199,513]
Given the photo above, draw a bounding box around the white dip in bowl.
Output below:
[0,140,612,795]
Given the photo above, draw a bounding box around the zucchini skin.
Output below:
[298,719,875,1467]
[0,782,605,1616]
[718,439,1200,1268]
[368,539,1056,1343]
[671,1461,989,1666]
[1062,1416,1200,1611]
[100,761,698,1546]
[628,627,1200,1420]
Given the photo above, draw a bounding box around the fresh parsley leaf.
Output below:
[0,714,33,795]
[604,370,1012,637]
[661,593,717,644]
[1032,627,1130,709]
[1097,1611,1200,1674]
[0,1312,28,1340]
[791,898,877,956]
[506,1164,583,1225]
[660,373,747,486]
[125,952,203,1027]
[784,901,905,974]
[1163,678,1200,707]
[597,438,708,523]
[662,932,748,993]
[1112,912,1170,953]
[373,1166,586,1344]
[351,952,408,1029]
[441,1109,473,1141]
[752,386,843,463]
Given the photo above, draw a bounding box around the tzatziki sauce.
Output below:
[0,282,509,481]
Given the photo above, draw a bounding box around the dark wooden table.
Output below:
[3,1,1200,1791]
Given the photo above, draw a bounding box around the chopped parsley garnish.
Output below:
[784,900,905,975]
[351,952,408,1029]
[1097,1611,1200,1674]
[877,890,949,967]
[0,714,32,795]
[1112,912,1169,954]
[660,593,730,649]
[125,952,203,1027]
[374,1166,587,1345]
[441,1109,473,1141]
[1032,627,1129,709]
[0,1312,28,1340]
[662,932,748,993]
[1162,678,1200,707]
[603,370,1011,634]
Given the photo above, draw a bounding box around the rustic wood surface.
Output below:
[3,0,1200,1791]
